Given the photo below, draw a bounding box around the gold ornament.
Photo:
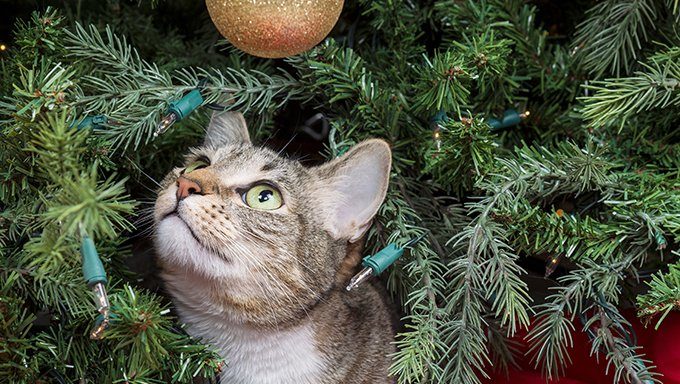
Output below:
[206,0,343,58]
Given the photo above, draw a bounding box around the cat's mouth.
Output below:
[162,211,205,247]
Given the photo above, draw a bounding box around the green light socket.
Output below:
[168,89,204,120]
[361,243,405,275]
[81,236,107,286]
[70,115,108,130]
[488,109,521,130]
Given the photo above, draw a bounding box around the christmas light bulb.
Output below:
[155,113,178,137]
[488,109,530,130]
[545,254,563,277]
[89,282,110,339]
[655,231,667,250]
[433,127,442,151]
[155,89,204,137]
[91,281,110,312]
[346,267,374,291]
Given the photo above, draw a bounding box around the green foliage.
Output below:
[104,285,220,377]
[637,260,680,329]
[64,23,300,150]
[12,6,65,63]
[413,51,471,116]
[580,47,680,128]
[573,0,658,78]
[1,8,222,383]
[424,117,497,194]
[1,61,75,121]
[2,1,680,383]
[0,273,38,382]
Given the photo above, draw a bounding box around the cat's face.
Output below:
[154,112,391,326]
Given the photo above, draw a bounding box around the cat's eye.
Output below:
[242,184,283,210]
[182,157,210,174]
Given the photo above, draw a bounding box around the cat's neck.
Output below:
[163,269,329,383]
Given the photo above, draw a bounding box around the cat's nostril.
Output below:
[176,176,202,201]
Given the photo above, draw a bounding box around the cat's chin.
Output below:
[155,214,233,278]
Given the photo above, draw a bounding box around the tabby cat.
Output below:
[154,111,396,383]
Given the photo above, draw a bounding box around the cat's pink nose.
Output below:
[176,176,202,201]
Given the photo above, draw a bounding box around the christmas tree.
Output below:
[1,0,679,383]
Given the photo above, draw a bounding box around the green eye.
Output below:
[183,158,209,174]
[242,184,283,210]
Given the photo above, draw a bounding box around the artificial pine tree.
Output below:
[1,1,678,383]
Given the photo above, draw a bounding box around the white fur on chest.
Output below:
[177,304,327,384]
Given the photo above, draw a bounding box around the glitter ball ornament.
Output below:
[206,0,343,58]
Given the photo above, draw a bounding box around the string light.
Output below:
[155,88,204,137]
[346,233,427,291]
[0,44,7,51]
[430,110,447,153]
[488,109,530,131]
[545,254,563,277]
[80,228,110,339]
[433,127,442,152]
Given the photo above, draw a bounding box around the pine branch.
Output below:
[42,164,135,240]
[525,284,578,378]
[12,7,65,64]
[424,116,497,195]
[573,0,658,78]
[26,110,88,179]
[379,185,448,383]
[637,258,680,329]
[456,198,532,337]
[412,50,471,116]
[580,49,680,128]
[0,272,39,382]
[586,304,660,384]
[0,60,75,122]
[671,0,680,13]
[440,226,489,384]
[358,0,425,62]
[390,315,446,383]
[526,261,607,379]
[527,257,660,381]
[64,23,300,150]
[289,42,377,107]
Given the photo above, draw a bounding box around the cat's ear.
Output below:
[313,139,392,242]
[204,111,251,147]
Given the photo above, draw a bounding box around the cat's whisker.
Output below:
[132,225,157,239]
[267,261,315,323]
[236,227,329,311]
[136,199,159,205]
[125,155,162,188]
[276,133,298,157]
[258,129,277,149]
[232,238,321,323]
[131,214,157,231]
[224,240,282,331]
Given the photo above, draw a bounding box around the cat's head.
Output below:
[154,111,391,325]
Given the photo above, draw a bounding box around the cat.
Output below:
[154,111,396,384]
